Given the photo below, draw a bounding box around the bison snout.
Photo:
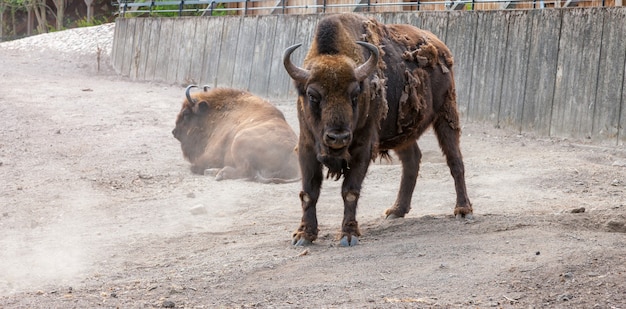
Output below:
[324,130,352,149]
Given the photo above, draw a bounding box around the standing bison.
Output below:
[172,86,300,183]
[283,13,472,246]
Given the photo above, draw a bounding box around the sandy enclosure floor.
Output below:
[1,43,625,308]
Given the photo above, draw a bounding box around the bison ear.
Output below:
[197,101,210,114]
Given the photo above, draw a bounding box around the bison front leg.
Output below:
[338,154,370,247]
[292,145,323,246]
[340,189,361,247]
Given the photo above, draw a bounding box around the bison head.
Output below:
[172,85,212,163]
[283,41,379,178]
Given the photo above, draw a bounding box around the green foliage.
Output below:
[208,3,232,16]
[47,24,66,32]
[120,1,234,17]
[76,16,108,27]
[0,0,27,12]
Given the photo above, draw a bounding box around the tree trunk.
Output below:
[84,0,94,23]
[27,6,33,35]
[53,0,65,30]
[27,0,48,34]
[0,2,5,39]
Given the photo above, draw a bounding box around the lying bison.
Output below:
[283,13,472,246]
[172,86,300,183]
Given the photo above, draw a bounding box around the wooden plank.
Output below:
[267,15,298,99]
[174,18,199,86]
[291,14,320,97]
[445,11,477,120]
[216,15,242,87]
[165,18,187,83]
[154,18,174,83]
[136,18,154,81]
[144,18,163,82]
[420,11,448,42]
[188,18,209,86]
[497,10,532,132]
[521,9,561,136]
[111,18,126,74]
[200,17,225,87]
[267,15,310,99]
[407,11,424,29]
[550,8,603,139]
[378,11,399,24]
[467,11,506,124]
[593,8,626,143]
[232,16,258,91]
[128,18,145,80]
[390,11,411,25]
[120,18,136,78]
[249,15,278,98]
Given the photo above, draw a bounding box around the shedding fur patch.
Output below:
[402,41,451,74]
[397,69,427,134]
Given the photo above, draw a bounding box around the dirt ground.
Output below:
[1,46,625,309]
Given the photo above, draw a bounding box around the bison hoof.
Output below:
[292,238,313,246]
[455,213,474,220]
[384,208,406,219]
[385,213,403,219]
[339,235,359,247]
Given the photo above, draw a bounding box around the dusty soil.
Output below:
[1,47,625,309]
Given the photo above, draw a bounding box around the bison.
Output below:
[172,86,300,183]
[283,13,472,246]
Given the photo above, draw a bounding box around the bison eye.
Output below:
[306,90,321,106]
[351,95,359,107]
[350,86,361,107]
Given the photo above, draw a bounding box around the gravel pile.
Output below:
[0,23,115,56]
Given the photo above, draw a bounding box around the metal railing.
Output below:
[113,0,613,16]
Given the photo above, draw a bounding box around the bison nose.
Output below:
[324,130,352,149]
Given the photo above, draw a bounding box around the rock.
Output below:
[162,300,175,308]
[612,160,626,167]
[189,204,207,215]
[605,219,626,233]
[570,207,585,213]
[558,294,573,301]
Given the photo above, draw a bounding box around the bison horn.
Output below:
[354,41,380,82]
[185,85,198,104]
[283,43,310,83]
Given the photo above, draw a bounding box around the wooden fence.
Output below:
[111,8,626,144]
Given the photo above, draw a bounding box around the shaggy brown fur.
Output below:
[172,87,300,183]
[284,13,472,246]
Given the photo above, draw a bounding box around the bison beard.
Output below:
[284,13,473,247]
